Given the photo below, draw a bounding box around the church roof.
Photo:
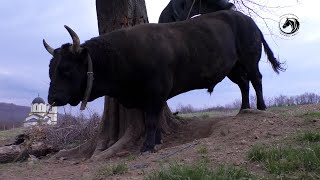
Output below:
[25,114,50,122]
[32,97,45,104]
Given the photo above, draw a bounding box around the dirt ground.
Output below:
[1,104,319,180]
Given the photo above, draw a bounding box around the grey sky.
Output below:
[0,0,318,114]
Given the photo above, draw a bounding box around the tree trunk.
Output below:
[52,0,180,161]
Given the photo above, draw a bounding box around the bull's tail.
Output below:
[259,30,286,74]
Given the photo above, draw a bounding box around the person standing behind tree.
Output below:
[159,0,235,23]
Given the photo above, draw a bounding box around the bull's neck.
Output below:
[83,41,120,100]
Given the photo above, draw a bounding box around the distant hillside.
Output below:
[0,103,29,130]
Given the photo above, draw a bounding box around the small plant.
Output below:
[247,144,269,162]
[127,154,137,161]
[94,163,128,179]
[197,145,208,155]
[200,114,210,119]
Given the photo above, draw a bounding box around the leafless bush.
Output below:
[174,92,320,113]
[41,111,101,149]
[176,104,196,113]
[267,92,320,107]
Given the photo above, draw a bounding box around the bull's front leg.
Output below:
[155,127,162,145]
[141,109,161,152]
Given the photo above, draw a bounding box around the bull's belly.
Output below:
[168,74,226,99]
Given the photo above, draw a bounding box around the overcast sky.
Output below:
[0,0,319,114]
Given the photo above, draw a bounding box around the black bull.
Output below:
[43,10,284,152]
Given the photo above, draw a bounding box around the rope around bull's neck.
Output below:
[80,53,94,110]
[186,0,197,20]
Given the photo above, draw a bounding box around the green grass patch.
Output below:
[178,110,237,119]
[301,131,320,142]
[94,163,128,179]
[196,145,208,155]
[146,163,258,180]
[248,144,320,178]
[0,128,25,145]
[127,154,138,161]
[302,112,320,119]
[0,128,25,139]
[268,106,297,111]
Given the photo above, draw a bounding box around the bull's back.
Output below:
[200,11,262,54]
[101,15,238,99]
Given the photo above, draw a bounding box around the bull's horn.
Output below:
[43,39,54,55]
[64,25,81,52]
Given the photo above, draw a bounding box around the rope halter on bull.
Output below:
[43,25,94,111]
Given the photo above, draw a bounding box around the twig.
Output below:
[155,141,199,161]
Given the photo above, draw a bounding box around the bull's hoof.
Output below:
[258,107,267,111]
[141,144,156,153]
[238,109,266,115]
[155,138,163,145]
[257,104,267,111]
[154,144,162,151]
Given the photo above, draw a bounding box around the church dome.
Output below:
[32,97,45,104]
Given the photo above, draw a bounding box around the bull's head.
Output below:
[43,25,93,110]
[173,0,234,20]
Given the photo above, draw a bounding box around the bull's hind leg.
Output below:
[227,63,250,110]
[246,63,267,110]
[250,70,266,110]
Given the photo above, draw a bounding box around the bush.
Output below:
[39,112,101,149]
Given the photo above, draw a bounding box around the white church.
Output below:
[24,96,58,127]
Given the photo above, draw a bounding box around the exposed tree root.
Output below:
[50,138,97,160]
[92,124,141,160]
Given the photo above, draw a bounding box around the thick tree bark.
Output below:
[52,0,179,161]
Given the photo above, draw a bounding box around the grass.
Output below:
[178,110,237,119]
[93,163,128,179]
[302,112,320,119]
[248,144,320,179]
[301,131,320,142]
[146,163,258,180]
[267,106,297,111]
[196,145,208,155]
[127,154,138,161]
[299,111,320,124]
[147,146,258,180]
[0,127,25,144]
[0,127,25,138]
